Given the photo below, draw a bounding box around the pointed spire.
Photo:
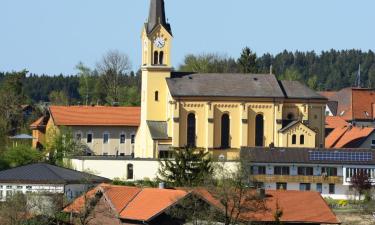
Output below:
[146,0,172,35]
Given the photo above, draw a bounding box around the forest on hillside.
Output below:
[1,48,374,106]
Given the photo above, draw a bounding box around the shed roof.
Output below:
[147,121,170,140]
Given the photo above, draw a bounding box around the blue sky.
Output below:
[0,0,374,75]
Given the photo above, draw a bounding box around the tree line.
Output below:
[180,48,375,91]
[1,48,374,106]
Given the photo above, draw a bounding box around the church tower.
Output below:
[141,0,173,122]
[136,0,173,157]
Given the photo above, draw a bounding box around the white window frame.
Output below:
[130,133,136,144]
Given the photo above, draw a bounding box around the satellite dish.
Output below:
[218,154,225,161]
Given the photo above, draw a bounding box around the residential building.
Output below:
[325,116,375,149]
[320,88,375,125]
[135,0,327,160]
[241,147,375,199]
[31,106,140,156]
[0,163,110,201]
[30,115,48,149]
[64,184,340,225]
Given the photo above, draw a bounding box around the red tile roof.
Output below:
[322,88,375,121]
[326,125,374,148]
[326,116,349,129]
[245,190,339,224]
[120,188,188,221]
[195,189,339,224]
[64,185,340,224]
[64,184,189,222]
[49,106,141,126]
[325,126,348,148]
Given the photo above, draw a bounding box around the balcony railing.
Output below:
[251,174,343,184]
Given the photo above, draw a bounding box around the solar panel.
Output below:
[309,151,373,162]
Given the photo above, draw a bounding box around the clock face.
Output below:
[154,37,165,48]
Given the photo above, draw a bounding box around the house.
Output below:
[320,88,375,125]
[0,163,110,201]
[135,0,327,160]
[241,147,375,199]
[30,115,49,149]
[63,184,340,225]
[325,125,375,149]
[31,106,141,156]
[325,116,375,149]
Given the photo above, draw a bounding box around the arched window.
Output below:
[127,164,134,180]
[155,91,159,101]
[221,114,230,149]
[187,113,196,147]
[292,135,297,145]
[153,51,159,65]
[255,114,264,147]
[159,51,164,65]
[300,135,305,145]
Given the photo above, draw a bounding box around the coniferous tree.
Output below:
[158,146,213,187]
[238,47,257,73]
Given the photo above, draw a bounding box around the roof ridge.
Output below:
[42,164,66,183]
[118,187,143,215]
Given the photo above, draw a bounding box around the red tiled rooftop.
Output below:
[120,188,188,221]
[326,116,349,129]
[64,185,340,224]
[195,189,339,224]
[334,126,374,148]
[246,190,339,224]
[326,125,374,148]
[322,88,375,121]
[49,106,140,126]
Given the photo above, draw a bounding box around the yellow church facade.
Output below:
[135,0,327,160]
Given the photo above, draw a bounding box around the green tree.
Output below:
[158,146,213,187]
[238,47,257,73]
[48,90,69,106]
[179,53,238,73]
[307,75,318,90]
[45,126,85,166]
[76,62,97,106]
[2,145,43,168]
[279,68,302,81]
[0,70,27,148]
[96,50,132,104]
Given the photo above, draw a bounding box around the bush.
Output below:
[2,145,44,169]
[338,200,348,207]
[112,178,158,188]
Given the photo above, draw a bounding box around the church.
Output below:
[134,0,327,160]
